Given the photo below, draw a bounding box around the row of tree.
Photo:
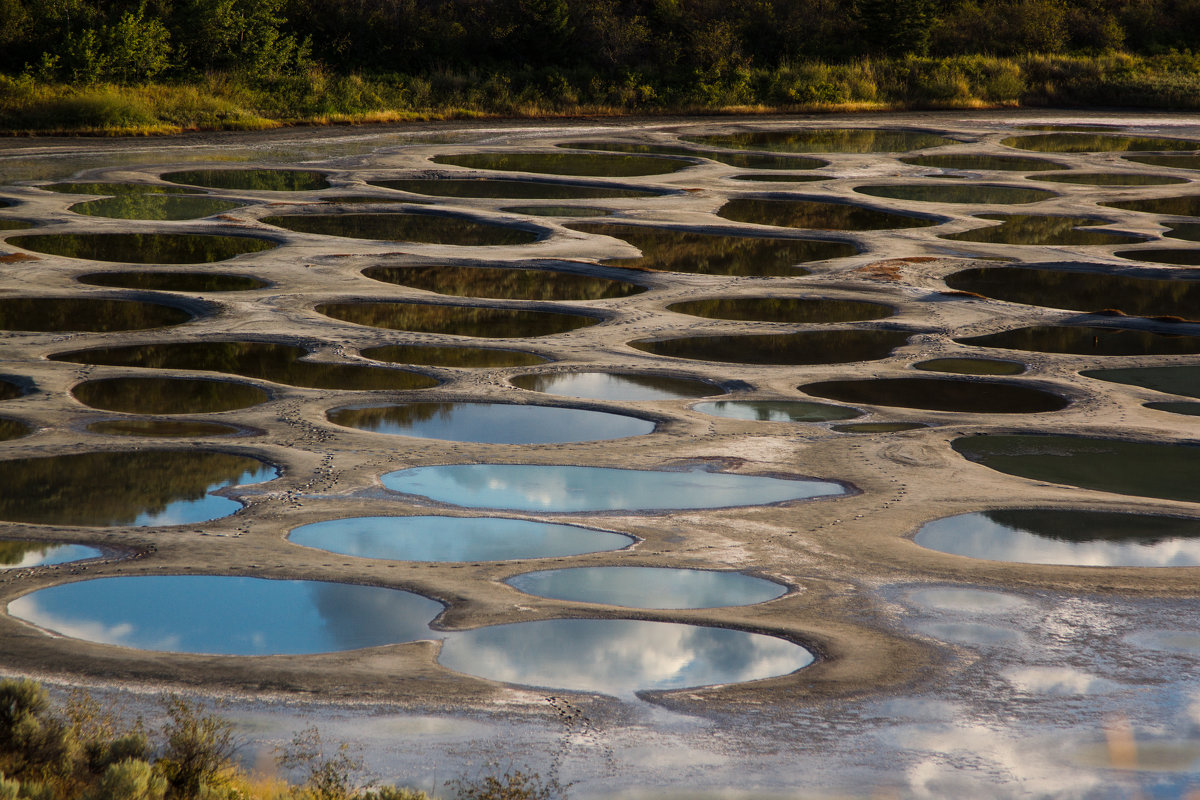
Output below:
[2,0,1199,84]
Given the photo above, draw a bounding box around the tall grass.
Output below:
[2,53,1200,134]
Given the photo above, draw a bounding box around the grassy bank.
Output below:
[2,53,1200,136]
[0,678,561,800]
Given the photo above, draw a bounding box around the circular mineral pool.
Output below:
[8,576,441,655]
[631,330,912,366]
[0,418,32,441]
[52,341,440,392]
[0,542,103,570]
[832,422,929,433]
[667,297,894,323]
[717,198,941,230]
[952,435,1200,503]
[78,272,269,292]
[914,358,1025,376]
[381,464,845,512]
[900,154,1068,171]
[801,378,1067,413]
[510,372,717,401]
[263,213,539,246]
[1001,134,1200,153]
[685,128,956,154]
[161,169,331,191]
[318,301,597,337]
[289,516,634,562]
[86,420,243,438]
[693,400,861,422]
[956,325,1200,357]
[6,233,277,263]
[361,344,549,368]
[70,195,242,220]
[437,618,813,696]
[915,509,1200,567]
[940,215,1144,246]
[369,177,659,199]
[0,450,277,526]
[327,402,655,444]
[568,222,857,275]
[72,377,268,414]
[0,298,193,332]
[430,152,694,177]
[505,567,786,609]
[361,264,643,301]
[854,184,1055,205]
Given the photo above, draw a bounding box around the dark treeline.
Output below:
[2,0,1200,85]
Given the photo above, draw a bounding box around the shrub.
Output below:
[154,697,235,800]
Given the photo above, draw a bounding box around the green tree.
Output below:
[105,6,172,82]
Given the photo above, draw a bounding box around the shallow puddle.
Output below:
[854,183,1055,204]
[52,341,438,391]
[327,402,655,443]
[914,357,1025,375]
[1037,172,1188,186]
[1124,154,1200,170]
[368,178,659,199]
[0,379,23,401]
[915,509,1200,567]
[7,233,276,263]
[1080,365,1200,398]
[510,372,716,401]
[956,324,1200,356]
[727,174,825,182]
[317,301,597,337]
[905,587,1033,614]
[685,128,956,153]
[86,419,242,438]
[0,219,32,231]
[717,198,940,230]
[431,152,693,176]
[900,154,1067,171]
[941,215,1143,245]
[1114,248,1200,266]
[832,422,928,433]
[262,213,539,246]
[0,542,102,570]
[630,330,912,365]
[568,223,857,275]
[78,272,268,292]
[1165,223,1200,242]
[1147,401,1200,416]
[667,297,894,323]
[505,567,786,609]
[161,169,331,191]
[944,264,1200,320]
[802,378,1067,413]
[72,377,268,414]
[361,344,548,368]
[437,618,813,696]
[500,205,610,217]
[9,576,440,654]
[0,298,192,332]
[558,141,826,170]
[289,516,634,562]
[952,434,1200,503]
[362,264,644,300]
[1103,195,1200,216]
[1002,134,1200,152]
[918,621,1022,647]
[41,182,199,196]
[693,400,861,422]
[70,195,242,220]
[381,464,845,512]
[0,418,32,441]
[0,450,276,526]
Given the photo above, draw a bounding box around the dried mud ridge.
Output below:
[0,111,1198,719]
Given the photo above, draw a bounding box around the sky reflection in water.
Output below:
[438,618,813,697]
[9,576,442,655]
[381,464,844,512]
